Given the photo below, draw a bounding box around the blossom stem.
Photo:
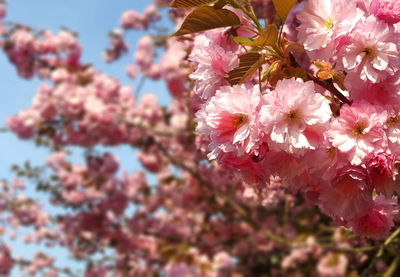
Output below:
[307,73,352,105]
[229,0,263,31]
[361,226,400,277]
[288,53,351,105]
[383,255,400,277]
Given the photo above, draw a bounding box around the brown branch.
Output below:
[288,53,351,106]
[307,73,352,106]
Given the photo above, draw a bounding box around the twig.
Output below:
[361,227,400,277]
[307,73,352,105]
[13,258,79,277]
[230,0,263,31]
[135,75,146,99]
[320,245,378,254]
[287,53,351,106]
[124,118,192,137]
[383,255,400,277]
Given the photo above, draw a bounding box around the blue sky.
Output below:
[0,0,171,275]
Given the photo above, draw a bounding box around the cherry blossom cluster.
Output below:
[192,0,400,239]
[8,66,141,146]
[2,26,82,79]
[102,4,162,63]
[0,178,61,276]
[120,5,161,31]
[102,29,128,63]
[129,44,189,99]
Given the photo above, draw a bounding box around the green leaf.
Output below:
[233,37,254,44]
[272,0,297,22]
[173,7,241,36]
[170,0,218,8]
[228,52,265,85]
[233,25,278,47]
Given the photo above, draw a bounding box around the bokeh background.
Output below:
[0,0,168,274]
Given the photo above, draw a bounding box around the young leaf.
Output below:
[234,37,254,44]
[251,24,279,46]
[228,52,264,85]
[272,0,297,22]
[283,41,304,54]
[234,25,278,47]
[213,0,229,9]
[173,7,241,36]
[170,0,218,8]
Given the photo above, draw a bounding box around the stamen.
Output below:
[352,122,367,137]
[323,18,334,30]
[286,110,299,122]
[233,114,248,127]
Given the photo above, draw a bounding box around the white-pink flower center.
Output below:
[323,18,334,30]
[362,46,377,60]
[216,112,248,135]
[387,115,399,127]
[352,121,367,137]
[233,113,248,127]
[326,147,337,160]
[285,109,301,124]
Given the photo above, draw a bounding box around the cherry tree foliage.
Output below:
[1,0,400,276]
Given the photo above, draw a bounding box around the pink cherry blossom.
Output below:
[371,0,400,24]
[120,10,145,29]
[196,84,262,160]
[365,151,397,196]
[165,262,200,277]
[385,111,400,145]
[190,44,239,100]
[351,195,399,238]
[319,166,373,220]
[317,252,348,277]
[0,245,13,275]
[341,16,400,83]
[328,102,388,165]
[297,0,359,51]
[0,5,6,19]
[260,78,331,154]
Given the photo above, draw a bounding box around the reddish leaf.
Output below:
[272,0,297,22]
[170,0,218,8]
[228,52,265,85]
[173,7,241,36]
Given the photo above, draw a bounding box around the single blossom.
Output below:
[317,252,348,277]
[342,15,400,83]
[319,166,373,220]
[327,102,388,165]
[190,44,239,100]
[260,78,331,154]
[297,0,359,51]
[350,195,399,238]
[0,245,13,275]
[364,151,397,196]
[196,84,262,161]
